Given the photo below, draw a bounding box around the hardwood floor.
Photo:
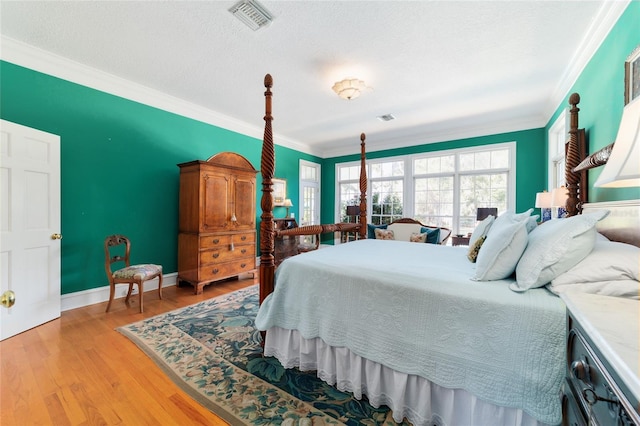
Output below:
[1,275,257,426]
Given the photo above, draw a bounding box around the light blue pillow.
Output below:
[367,223,387,239]
[488,208,533,237]
[474,219,529,281]
[420,226,441,244]
[512,210,610,292]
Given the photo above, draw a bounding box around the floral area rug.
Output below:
[117,284,408,425]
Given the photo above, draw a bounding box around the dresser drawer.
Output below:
[200,245,254,265]
[199,258,256,281]
[200,232,255,249]
[567,328,639,425]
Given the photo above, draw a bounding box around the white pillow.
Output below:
[512,211,609,292]
[526,215,540,233]
[387,223,422,241]
[547,280,639,299]
[488,208,533,236]
[551,240,639,285]
[474,219,529,281]
[469,215,494,247]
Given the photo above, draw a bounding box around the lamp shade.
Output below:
[551,186,569,207]
[535,192,552,208]
[594,98,640,188]
[283,199,293,207]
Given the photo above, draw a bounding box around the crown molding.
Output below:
[320,115,545,158]
[544,0,631,121]
[0,36,318,156]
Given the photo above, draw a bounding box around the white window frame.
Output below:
[548,110,568,190]
[299,159,321,225]
[335,142,516,238]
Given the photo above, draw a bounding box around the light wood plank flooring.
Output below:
[1,276,257,426]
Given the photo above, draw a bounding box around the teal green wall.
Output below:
[0,61,319,294]
[321,128,546,239]
[546,2,640,202]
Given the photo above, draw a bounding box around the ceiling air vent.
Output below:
[377,114,396,122]
[229,0,274,31]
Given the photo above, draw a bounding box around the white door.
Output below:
[0,120,61,340]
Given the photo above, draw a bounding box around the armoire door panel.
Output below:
[202,172,230,231]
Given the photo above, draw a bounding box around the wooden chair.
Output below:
[104,235,163,313]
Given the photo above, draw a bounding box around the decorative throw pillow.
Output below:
[474,219,529,281]
[512,210,610,292]
[469,216,494,247]
[467,235,486,263]
[374,228,395,240]
[410,232,428,243]
[420,226,441,244]
[367,223,388,239]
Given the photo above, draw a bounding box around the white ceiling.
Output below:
[0,1,626,157]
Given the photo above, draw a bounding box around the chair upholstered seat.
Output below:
[113,264,162,281]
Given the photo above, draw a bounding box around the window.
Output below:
[300,160,321,246]
[336,143,515,240]
[370,160,404,225]
[548,110,567,189]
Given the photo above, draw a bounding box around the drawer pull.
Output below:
[241,263,246,268]
[241,235,247,241]
[212,238,220,244]
[581,388,618,406]
[241,249,247,254]
[212,253,220,259]
[212,268,219,274]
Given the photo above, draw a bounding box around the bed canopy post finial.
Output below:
[566,92,583,217]
[259,73,276,304]
[359,133,367,238]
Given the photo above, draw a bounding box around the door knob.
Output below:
[51,233,63,240]
[1,290,15,308]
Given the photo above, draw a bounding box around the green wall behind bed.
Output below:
[0,61,320,294]
[545,1,640,202]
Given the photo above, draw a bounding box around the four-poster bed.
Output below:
[255,74,639,425]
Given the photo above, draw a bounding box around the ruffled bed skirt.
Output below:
[264,327,550,426]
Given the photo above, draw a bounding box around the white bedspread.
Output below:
[255,239,566,425]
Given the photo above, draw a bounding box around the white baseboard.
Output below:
[61,272,178,312]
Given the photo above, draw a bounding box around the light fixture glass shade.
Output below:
[534,191,552,208]
[332,78,366,100]
[551,186,569,207]
[594,98,640,188]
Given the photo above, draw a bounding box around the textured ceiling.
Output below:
[0,1,622,157]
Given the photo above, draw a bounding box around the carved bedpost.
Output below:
[565,93,581,217]
[259,74,275,304]
[359,133,368,238]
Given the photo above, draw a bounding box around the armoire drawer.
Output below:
[199,232,255,249]
[199,245,254,265]
[200,258,256,281]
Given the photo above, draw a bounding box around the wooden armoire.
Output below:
[177,152,257,294]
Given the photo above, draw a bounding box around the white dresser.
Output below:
[561,292,640,425]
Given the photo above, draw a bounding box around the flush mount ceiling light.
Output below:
[332,78,368,100]
[229,0,273,31]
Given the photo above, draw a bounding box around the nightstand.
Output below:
[451,235,470,246]
[561,292,639,426]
